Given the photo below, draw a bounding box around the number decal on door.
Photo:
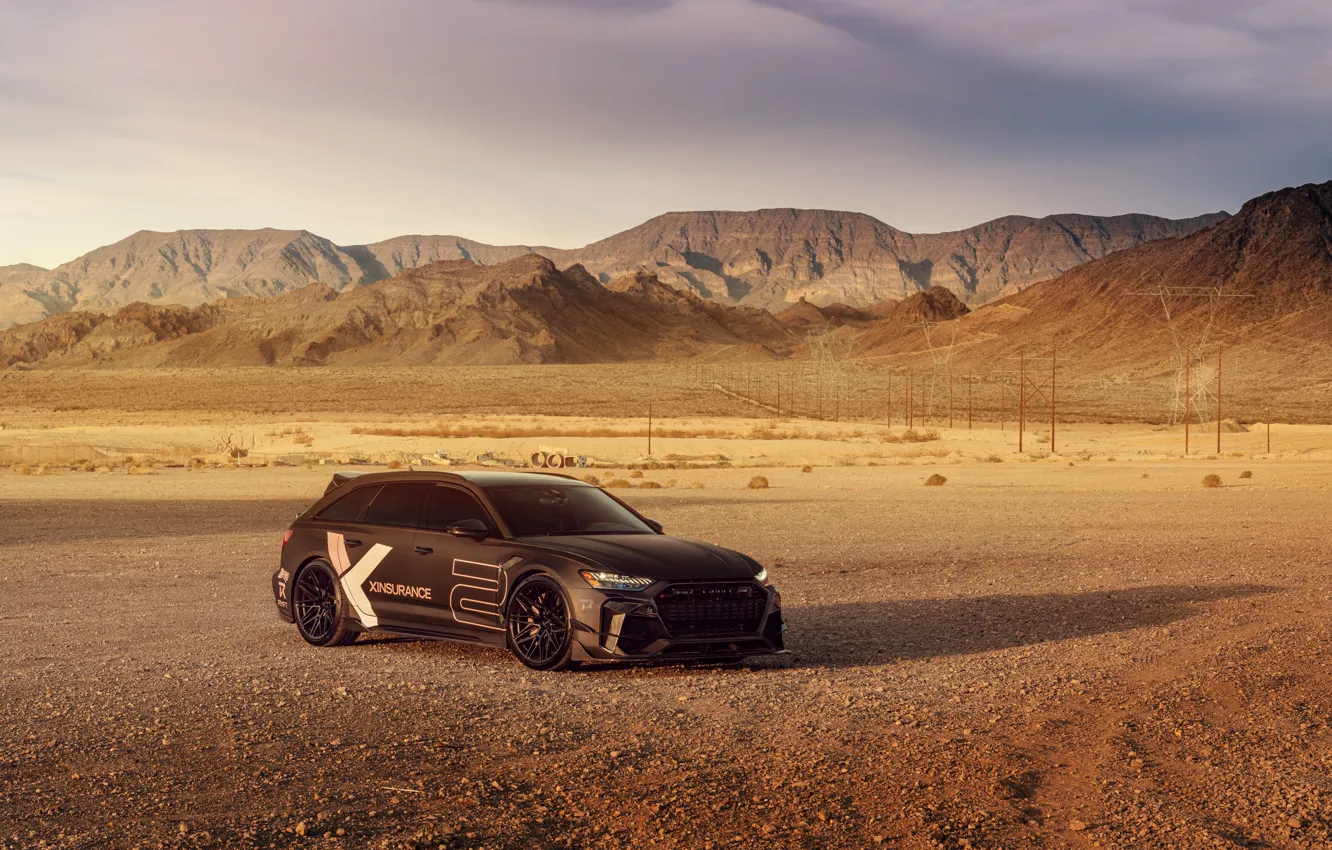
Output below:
[450,559,507,631]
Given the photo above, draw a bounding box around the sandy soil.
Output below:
[2,460,1331,849]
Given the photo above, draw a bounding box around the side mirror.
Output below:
[446,518,490,539]
[643,518,664,533]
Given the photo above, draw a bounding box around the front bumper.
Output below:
[568,579,785,661]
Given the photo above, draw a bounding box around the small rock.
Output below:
[1288,818,1302,830]
[295,821,307,836]
[178,823,188,835]
[1070,819,1087,832]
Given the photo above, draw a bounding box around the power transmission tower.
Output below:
[912,321,959,426]
[1130,283,1252,434]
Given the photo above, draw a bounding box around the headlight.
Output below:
[755,567,770,585]
[578,570,653,591]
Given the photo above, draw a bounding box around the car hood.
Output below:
[516,534,757,581]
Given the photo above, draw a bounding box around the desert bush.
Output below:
[292,433,314,447]
[1077,450,1094,461]
[127,464,155,475]
[889,429,941,444]
[688,481,705,489]
[747,476,769,490]
[188,457,206,468]
[637,480,664,489]
[983,454,1003,463]
[629,470,644,479]
[386,459,403,470]
[1141,473,1149,479]
[13,463,33,475]
[581,474,600,485]
[81,462,96,472]
[1202,474,1222,488]
[925,474,947,486]
[1239,470,1253,479]
[604,478,631,489]
[801,465,813,473]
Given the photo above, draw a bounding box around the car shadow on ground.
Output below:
[547,583,1277,676]
[778,583,1277,670]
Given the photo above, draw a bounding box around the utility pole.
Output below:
[1184,344,1191,456]
[887,371,893,428]
[1216,347,1223,455]
[1050,343,1057,454]
[948,372,954,429]
[1018,350,1026,454]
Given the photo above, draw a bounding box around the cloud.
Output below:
[0,0,1327,268]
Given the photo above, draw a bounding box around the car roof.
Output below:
[333,469,591,489]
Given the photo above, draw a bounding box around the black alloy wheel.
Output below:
[506,575,576,670]
[292,561,358,647]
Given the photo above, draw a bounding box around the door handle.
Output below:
[345,539,363,548]
[414,546,433,555]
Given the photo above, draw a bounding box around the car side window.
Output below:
[363,483,431,528]
[424,485,493,531]
[316,485,382,523]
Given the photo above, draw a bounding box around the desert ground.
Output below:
[2,367,1331,850]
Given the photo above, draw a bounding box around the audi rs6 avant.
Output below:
[272,471,785,670]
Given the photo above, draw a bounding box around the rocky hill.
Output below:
[0,256,796,369]
[0,208,1226,327]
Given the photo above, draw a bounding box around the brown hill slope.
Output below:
[860,181,1332,416]
[0,209,1225,327]
[0,256,796,369]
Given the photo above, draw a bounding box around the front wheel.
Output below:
[506,575,577,671]
[292,560,359,647]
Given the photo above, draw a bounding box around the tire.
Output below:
[291,560,359,647]
[505,575,577,671]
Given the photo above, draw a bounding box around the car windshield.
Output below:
[486,485,654,537]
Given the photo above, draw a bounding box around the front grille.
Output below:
[656,581,766,638]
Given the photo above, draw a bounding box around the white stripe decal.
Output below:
[328,531,390,629]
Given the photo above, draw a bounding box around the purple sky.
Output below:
[2,0,1329,267]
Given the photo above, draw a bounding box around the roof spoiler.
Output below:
[324,471,365,496]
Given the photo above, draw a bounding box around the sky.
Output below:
[1,0,1330,268]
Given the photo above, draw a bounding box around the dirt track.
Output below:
[2,463,1331,849]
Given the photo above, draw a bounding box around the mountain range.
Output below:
[0,207,1228,328]
[4,181,1327,389]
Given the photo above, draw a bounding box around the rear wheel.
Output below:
[506,575,577,670]
[292,560,359,647]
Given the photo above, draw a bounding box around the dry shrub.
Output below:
[188,457,206,469]
[637,480,664,489]
[885,429,942,444]
[1202,474,1223,489]
[581,474,601,486]
[80,462,96,472]
[925,473,947,486]
[747,476,770,490]
[13,463,33,475]
[604,478,631,489]
[292,433,314,447]
[801,465,813,473]
[1141,473,1150,479]
[386,459,403,470]
[983,454,1003,463]
[629,470,644,479]
[127,464,155,475]
[1239,470,1253,479]
[688,481,705,489]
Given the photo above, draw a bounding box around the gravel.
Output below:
[1,463,1329,849]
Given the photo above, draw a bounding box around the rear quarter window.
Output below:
[363,483,432,528]
[316,485,382,523]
